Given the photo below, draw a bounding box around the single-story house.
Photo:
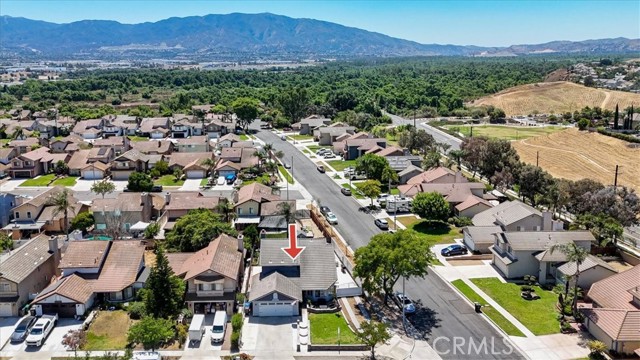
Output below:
[556,255,618,289]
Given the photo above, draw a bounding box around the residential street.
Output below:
[251,122,524,359]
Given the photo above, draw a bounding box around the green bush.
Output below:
[448,216,473,227]
[597,128,640,143]
[231,330,240,349]
[181,308,193,319]
[231,313,243,332]
[127,301,146,320]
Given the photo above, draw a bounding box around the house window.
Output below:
[0,283,11,292]
[24,161,32,166]
[516,226,524,231]
[237,208,243,215]
[14,212,19,219]
[249,207,254,215]
[26,212,31,219]
[198,283,213,291]
[215,283,223,291]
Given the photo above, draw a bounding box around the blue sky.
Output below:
[1,0,638,46]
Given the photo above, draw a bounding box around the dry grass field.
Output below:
[513,128,640,192]
[471,81,640,116]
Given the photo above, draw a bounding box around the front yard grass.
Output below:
[341,183,364,199]
[200,178,210,186]
[309,313,359,345]
[471,278,560,335]
[409,220,460,245]
[52,176,78,187]
[389,188,400,195]
[154,175,185,186]
[127,136,150,142]
[278,165,294,184]
[452,280,525,337]
[264,232,287,239]
[396,215,420,228]
[289,134,314,141]
[326,160,356,172]
[19,174,56,187]
[83,310,132,350]
[307,145,332,153]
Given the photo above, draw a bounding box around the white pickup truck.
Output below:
[26,314,58,347]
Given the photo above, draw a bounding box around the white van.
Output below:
[211,311,227,343]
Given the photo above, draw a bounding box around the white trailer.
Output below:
[188,314,205,343]
[386,196,412,213]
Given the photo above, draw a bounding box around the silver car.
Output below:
[11,316,36,343]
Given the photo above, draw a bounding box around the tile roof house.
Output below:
[101,114,139,137]
[163,191,223,223]
[386,156,423,172]
[0,235,61,317]
[72,119,105,139]
[582,265,640,354]
[406,167,467,185]
[8,137,40,155]
[248,232,337,317]
[139,117,170,139]
[489,231,596,283]
[167,152,213,178]
[93,136,131,155]
[217,133,241,148]
[92,193,164,235]
[67,148,112,178]
[333,133,387,160]
[131,140,174,155]
[170,114,202,138]
[233,183,281,227]
[398,165,424,185]
[314,125,356,146]
[295,115,332,135]
[31,240,147,317]
[172,136,211,153]
[166,234,244,315]
[203,119,233,139]
[110,149,153,180]
[48,134,85,154]
[556,255,617,289]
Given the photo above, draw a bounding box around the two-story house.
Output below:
[111,149,151,180]
[102,114,139,137]
[8,137,40,155]
[234,183,280,227]
[314,125,356,146]
[139,117,170,139]
[31,240,147,317]
[48,134,85,154]
[204,120,232,139]
[217,133,242,148]
[172,136,210,153]
[248,226,337,317]
[67,148,113,179]
[171,115,203,138]
[92,192,164,233]
[93,136,131,155]
[295,115,332,135]
[8,147,51,178]
[167,234,244,315]
[72,119,105,139]
[131,140,174,155]
[167,152,213,179]
[0,235,61,317]
[333,133,387,160]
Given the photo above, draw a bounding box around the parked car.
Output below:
[374,218,389,230]
[340,187,352,196]
[10,316,36,343]
[216,176,226,186]
[225,174,237,185]
[151,185,163,192]
[317,149,328,155]
[394,292,416,314]
[350,172,367,180]
[280,135,286,141]
[325,212,338,225]
[377,193,390,203]
[319,206,331,215]
[316,165,325,173]
[284,162,291,169]
[26,314,57,347]
[441,244,468,257]
[323,153,336,159]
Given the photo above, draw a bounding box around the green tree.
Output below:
[572,214,623,246]
[232,97,259,131]
[144,222,160,239]
[422,150,442,170]
[90,180,116,199]
[479,139,520,184]
[460,136,488,178]
[172,167,183,182]
[381,166,398,192]
[70,212,94,233]
[127,316,174,351]
[448,149,464,170]
[517,164,552,206]
[53,160,69,175]
[144,246,185,319]
[242,224,260,251]
[359,180,382,208]
[411,192,450,222]
[201,157,216,177]
[47,188,74,240]
[355,320,391,360]
[613,104,619,130]
[127,172,153,192]
[549,242,588,316]
[586,340,607,360]
[153,160,169,175]
[577,118,590,130]
[166,209,237,252]
[276,201,298,224]
[216,199,237,223]
[11,125,24,140]
[354,229,434,304]
[355,154,388,180]
[0,232,13,251]
[278,86,309,124]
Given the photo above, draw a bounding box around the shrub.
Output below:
[181,308,193,319]
[230,330,240,349]
[127,301,146,319]
[235,293,246,304]
[520,285,532,292]
[176,323,188,344]
[231,313,243,332]
[597,128,640,143]
[448,216,473,227]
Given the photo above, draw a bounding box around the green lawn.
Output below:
[389,188,400,195]
[200,178,210,186]
[471,278,560,335]
[83,310,132,350]
[127,136,149,142]
[309,313,359,345]
[396,216,420,228]
[154,175,185,186]
[452,280,525,337]
[52,176,78,187]
[307,145,332,153]
[243,173,271,185]
[409,220,460,244]
[289,134,314,141]
[327,160,356,172]
[19,174,56,187]
[264,232,287,239]
[302,149,311,154]
[341,183,364,199]
[278,165,294,184]
[443,125,565,140]
[240,134,250,141]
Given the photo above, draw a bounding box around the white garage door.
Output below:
[0,303,13,317]
[256,302,295,317]
[83,169,104,180]
[186,170,205,179]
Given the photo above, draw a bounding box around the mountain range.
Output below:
[1,13,638,60]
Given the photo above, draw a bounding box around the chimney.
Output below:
[237,234,244,252]
[48,236,57,253]
[542,211,552,231]
[164,191,171,205]
[49,236,61,276]
[141,192,151,221]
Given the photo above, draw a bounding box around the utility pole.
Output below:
[614,165,619,187]
[413,109,416,129]
[402,276,406,331]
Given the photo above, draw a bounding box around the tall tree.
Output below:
[460,136,488,178]
[411,192,450,222]
[127,172,153,192]
[355,320,391,360]
[359,180,382,208]
[448,149,464,170]
[613,104,619,130]
[354,230,434,304]
[47,188,74,240]
[575,186,640,227]
[517,164,552,206]
[217,200,237,223]
[549,243,588,316]
[278,86,309,124]
[479,138,520,184]
[381,166,398,192]
[90,180,116,199]
[355,154,388,180]
[144,246,185,319]
[166,209,237,251]
[232,97,259,131]
[201,157,216,178]
[276,201,298,224]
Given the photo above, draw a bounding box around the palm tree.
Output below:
[264,161,278,176]
[448,149,464,170]
[253,150,267,170]
[550,242,589,316]
[201,157,216,178]
[47,188,75,240]
[263,143,274,160]
[277,202,298,225]
[217,200,237,223]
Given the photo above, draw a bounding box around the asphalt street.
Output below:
[385,112,462,151]
[252,123,523,360]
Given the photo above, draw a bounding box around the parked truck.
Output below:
[26,314,58,347]
[188,314,205,344]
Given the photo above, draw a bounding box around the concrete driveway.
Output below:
[0,179,26,191]
[241,316,298,357]
[179,178,203,191]
[0,316,20,350]
[2,317,82,354]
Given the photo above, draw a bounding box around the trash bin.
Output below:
[474,302,482,313]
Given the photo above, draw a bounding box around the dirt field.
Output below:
[470,81,640,116]
[513,128,640,192]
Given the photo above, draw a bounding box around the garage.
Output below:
[254,301,298,317]
[38,302,78,318]
[185,169,205,179]
[248,272,302,317]
[0,302,14,317]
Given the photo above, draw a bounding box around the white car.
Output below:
[325,212,338,225]
[324,153,336,159]
[26,314,57,347]
[216,176,226,186]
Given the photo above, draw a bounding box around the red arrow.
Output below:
[282,223,305,260]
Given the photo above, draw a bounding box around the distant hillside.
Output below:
[1,13,638,60]
[470,81,640,116]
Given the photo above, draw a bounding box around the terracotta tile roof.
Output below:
[88,240,145,292]
[21,147,51,161]
[168,152,212,168]
[174,136,208,145]
[67,150,90,170]
[249,272,302,302]
[219,133,241,142]
[9,137,39,148]
[91,192,149,212]
[215,160,241,171]
[139,117,170,133]
[557,254,618,277]
[165,192,221,211]
[94,136,127,147]
[376,146,404,157]
[59,241,110,269]
[170,234,242,281]
[236,182,280,205]
[33,274,94,304]
[38,201,85,223]
[82,161,109,171]
[407,167,457,184]
[398,182,484,202]
[115,149,149,163]
[455,195,493,211]
[0,234,58,284]
[131,140,173,154]
[583,308,640,342]
[588,265,640,310]
[260,200,296,216]
[231,141,255,148]
[472,200,542,227]
[14,186,64,209]
[220,147,242,159]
